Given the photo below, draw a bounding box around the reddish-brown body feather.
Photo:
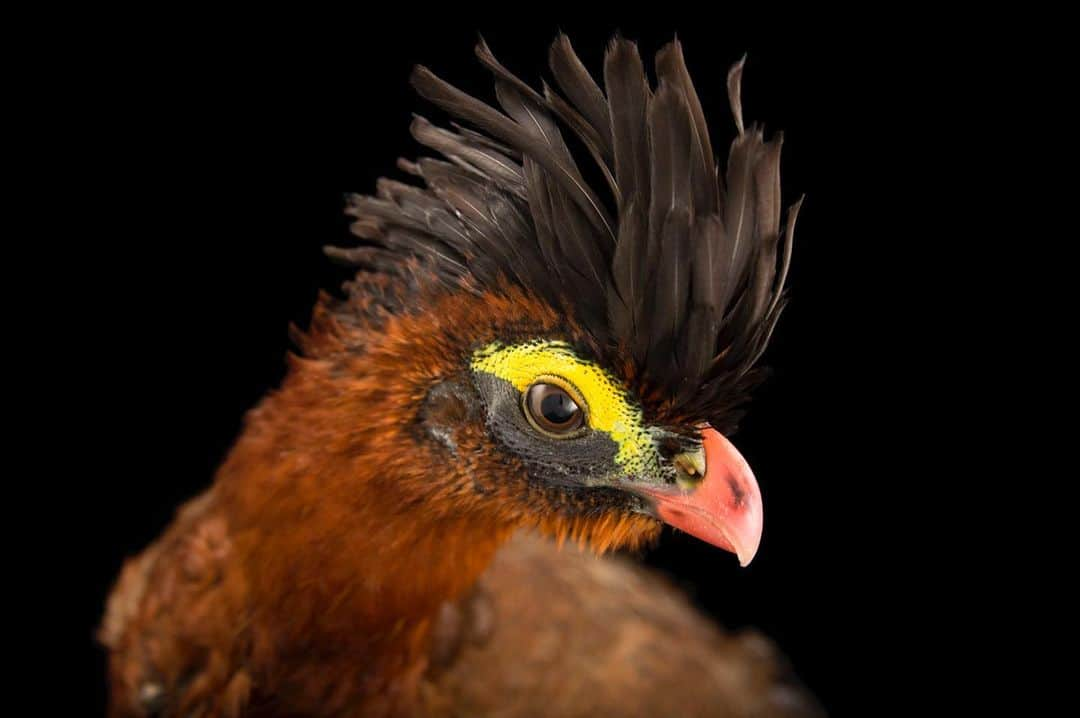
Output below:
[101,282,819,716]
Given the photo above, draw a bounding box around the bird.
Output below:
[99,34,818,717]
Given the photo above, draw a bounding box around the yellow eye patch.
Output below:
[471,340,656,472]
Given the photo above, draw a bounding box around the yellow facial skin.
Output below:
[471,340,659,474]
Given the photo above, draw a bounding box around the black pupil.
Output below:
[540,390,578,425]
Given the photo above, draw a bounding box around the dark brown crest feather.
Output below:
[411,65,615,242]
[608,195,646,341]
[604,38,652,208]
[549,34,614,160]
[450,121,520,158]
[542,81,618,195]
[647,79,693,267]
[656,39,718,216]
[411,115,526,194]
[333,38,800,430]
[649,206,692,373]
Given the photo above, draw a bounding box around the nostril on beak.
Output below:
[672,449,706,490]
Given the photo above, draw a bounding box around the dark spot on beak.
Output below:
[727,475,746,508]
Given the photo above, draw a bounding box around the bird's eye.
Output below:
[524,382,586,437]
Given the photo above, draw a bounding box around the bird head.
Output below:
[288,35,800,568]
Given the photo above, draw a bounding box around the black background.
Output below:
[62,9,994,716]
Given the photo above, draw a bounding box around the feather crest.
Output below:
[332,38,800,428]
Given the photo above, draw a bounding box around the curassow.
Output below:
[100,35,819,717]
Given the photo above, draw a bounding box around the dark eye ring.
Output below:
[523,380,586,437]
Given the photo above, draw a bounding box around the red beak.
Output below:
[634,427,764,566]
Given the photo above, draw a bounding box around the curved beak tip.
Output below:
[735,505,763,567]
